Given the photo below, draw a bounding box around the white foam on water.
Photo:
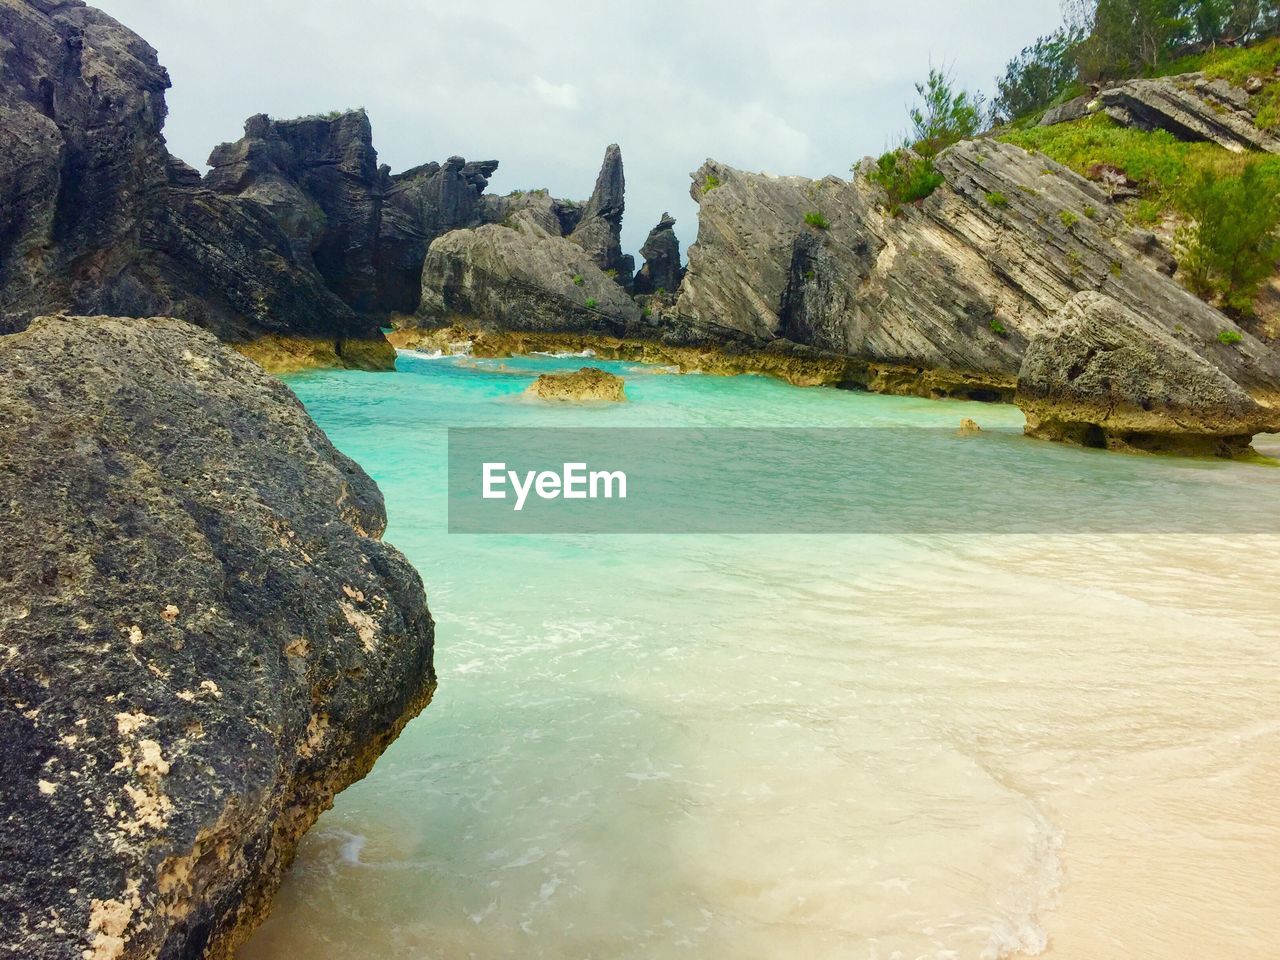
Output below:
[394,348,444,360]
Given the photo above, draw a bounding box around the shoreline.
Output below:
[387,324,1020,403]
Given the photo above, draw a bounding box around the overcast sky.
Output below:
[93,0,1064,257]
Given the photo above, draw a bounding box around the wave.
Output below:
[531,349,597,358]
[396,348,445,360]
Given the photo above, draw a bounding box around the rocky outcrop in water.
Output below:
[1099,74,1280,153]
[632,212,683,296]
[526,366,627,402]
[666,140,1280,442]
[0,315,436,960]
[567,144,634,286]
[1018,291,1276,455]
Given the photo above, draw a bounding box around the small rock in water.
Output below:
[526,367,626,403]
[959,418,982,435]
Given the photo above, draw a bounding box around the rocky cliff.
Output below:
[0,315,436,959]
[0,0,397,369]
[664,140,1280,448]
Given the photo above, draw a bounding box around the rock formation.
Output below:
[632,213,683,296]
[0,315,436,959]
[0,1,394,368]
[526,366,627,402]
[1018,292,1276,455]
[567,144,634,286]
[1099,74,1280,153]
[376,157,500,313]
[418,206,644,337]
[666,141,1280,439]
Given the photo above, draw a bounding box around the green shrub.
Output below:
[605,268,619,279]
[989,318,1009,337]
[1218,329,1244,345]
[572,274,585,287]
[1059,209,1080,228]
[908,67,985,156]
[867,150,945,215]
[804,211,831,229]
[702,173,722,193]
[986,191,1010,207]
[584,297,598,309]
[655,287,666,296]
[1175,162,1280,314]
[993,27,1085,123]
[1084,204,1099,219]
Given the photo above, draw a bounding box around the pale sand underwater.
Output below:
[241,355,1280,960]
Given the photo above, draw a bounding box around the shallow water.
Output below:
[241,352,1280,960]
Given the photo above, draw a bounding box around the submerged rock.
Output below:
[527,366,627,402]
[1017,292,1277,455]
[1099,74,1280,154]
[0,316,436,958]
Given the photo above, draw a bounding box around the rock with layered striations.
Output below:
[1039,94,1098,127]
[632,212,683,296]
[526,366,627,402]
[0,1,394,368]
[375,156,500,313]
[670,140,1280,413]
[205,110,385,312]
[568,144,634,286]
[1099,74,1280,153]
[418,209,644,337]
[0,316,436,960]
[1017,292,1277,455]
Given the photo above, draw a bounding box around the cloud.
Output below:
[92,0,1065,258]
[531,76,580,110]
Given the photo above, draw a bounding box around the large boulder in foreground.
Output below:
[0,316,436,959]
[1017,292,1278,455]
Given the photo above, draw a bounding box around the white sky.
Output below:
[92,0,1064,256]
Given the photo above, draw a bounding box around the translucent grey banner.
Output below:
[447,428,1280,534]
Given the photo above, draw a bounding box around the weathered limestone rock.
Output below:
[567,144,634,286]
[418,209,644,337]
[1017,292,1278,455]
[0,316,436,959]
[526,366,627,402]
[1039,94,1099,127]
[0,1,394,368]
[376,156,500,313]
[206,111,385,312]
[958,418,983,435]
[670,140,1280,412]
[632,212,683,296]
[1099,74,1280,153]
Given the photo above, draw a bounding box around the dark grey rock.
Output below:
[1039,94,1097,127]
[632,212,683,295]
[0,315,436,960]
[568,144,633,285]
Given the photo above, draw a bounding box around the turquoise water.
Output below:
[241,352,1280,960]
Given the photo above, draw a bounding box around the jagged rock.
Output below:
[1017,292,1277,455]
[206,111,384,312]
[632,213,683,295]
[417,209,644,337]
[568,144,634,286]
[0,316,436,959]
[958,418,983,435]
[0,0,170,332]
[526,366,627,402]
[1099,74,1280,153]
[671,141,1280,412]
[1040,94,1098,127]
[376,156,499,313]
[0,1,393,368]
